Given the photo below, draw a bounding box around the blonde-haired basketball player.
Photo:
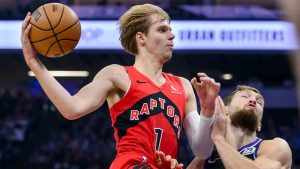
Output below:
[21,4,220,168]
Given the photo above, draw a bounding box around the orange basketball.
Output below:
[29,3,81,57]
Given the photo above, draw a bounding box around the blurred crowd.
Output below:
[0,88,299,169]
[0,0,201,20]
[0,88,115,169]
[0,0,276,20]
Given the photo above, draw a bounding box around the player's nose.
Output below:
[169,32,175,40]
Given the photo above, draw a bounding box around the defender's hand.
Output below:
[211,96,228,141]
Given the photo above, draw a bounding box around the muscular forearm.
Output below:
[213,137,262,169]
[28,59,82,119]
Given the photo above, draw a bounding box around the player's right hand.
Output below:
[155,151,184,169]
[21,12,38,66]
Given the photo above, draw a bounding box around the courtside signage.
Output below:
[0,20,298,50]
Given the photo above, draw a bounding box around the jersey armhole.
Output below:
[109,66,135,112]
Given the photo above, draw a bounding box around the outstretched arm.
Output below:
[21,13,123,120]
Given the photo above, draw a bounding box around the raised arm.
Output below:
[191,73,220,118]
[180,73,220,159]
[21,13,126,120]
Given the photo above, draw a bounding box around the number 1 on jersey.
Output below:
[154,128,163,151]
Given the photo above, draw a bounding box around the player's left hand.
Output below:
[191,73,220,118]
[155,151,184,169]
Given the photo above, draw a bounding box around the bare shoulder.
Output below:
[260,137,291,152]
[258,137,292,167]
[93,64,128,81]
[93,64,130,91]
[179,77,192,89]
[179,77,194,97]
[178,77,194,96]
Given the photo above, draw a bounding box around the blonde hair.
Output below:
[118,4,170,55]
[224,85,262,106]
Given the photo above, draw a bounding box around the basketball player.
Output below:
[21,4,220,169]
[186,85,292,169]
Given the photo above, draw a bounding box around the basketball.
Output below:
[29,3,81,57]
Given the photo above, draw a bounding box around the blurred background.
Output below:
[0,0,300,168]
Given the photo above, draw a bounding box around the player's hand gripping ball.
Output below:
[29,3,81,57]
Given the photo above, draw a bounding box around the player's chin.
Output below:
[163,53,172,62]
[167,50,173,58]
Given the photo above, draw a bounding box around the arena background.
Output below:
[0,0,299,168]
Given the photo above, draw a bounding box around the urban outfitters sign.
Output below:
[0,20,298,50]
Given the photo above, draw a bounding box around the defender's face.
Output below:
[228,90,265,122]
[143,14,175,62]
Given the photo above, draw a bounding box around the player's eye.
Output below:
[241,95,249,98]
[159,28,167,32]
[257,100,263,105]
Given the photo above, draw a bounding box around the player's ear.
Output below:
[136,32,146,45]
